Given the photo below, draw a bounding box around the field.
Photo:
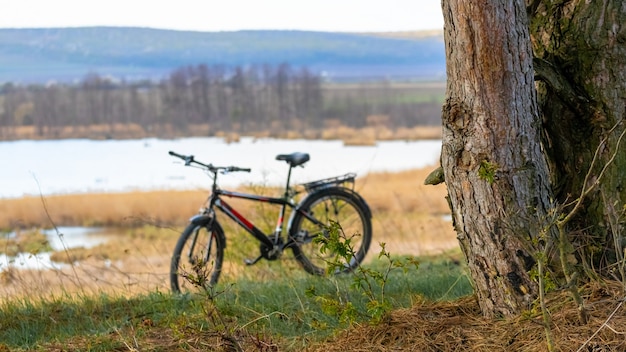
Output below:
[2,166,625,350]
[0,166,468,350]
[0,166,455,297]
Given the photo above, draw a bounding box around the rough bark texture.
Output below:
[530,1,626,272]
[441,0,554,317]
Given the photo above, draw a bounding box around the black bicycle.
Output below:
[168,151,372,293]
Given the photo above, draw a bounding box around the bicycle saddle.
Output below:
[276,152,310,167]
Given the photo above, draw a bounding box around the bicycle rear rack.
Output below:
[301,172,356,192]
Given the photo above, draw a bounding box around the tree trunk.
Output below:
[441,0,554,317]
[530,1,626,275]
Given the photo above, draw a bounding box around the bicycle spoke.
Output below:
[171,223,224,293]
[290,188,371,275]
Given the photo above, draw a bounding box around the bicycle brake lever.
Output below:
[183,155,194,166]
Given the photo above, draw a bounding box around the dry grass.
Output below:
[0,227,179,298]
[0,229,52,256]
[0,190,205,229]
[357,167,454,257]
[310,281,626,351]
[3,123,442,143]
[0,166,458,299]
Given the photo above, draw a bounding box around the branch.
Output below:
[561,122,626,224]
[576,299,625,352]
[424,166,445,185]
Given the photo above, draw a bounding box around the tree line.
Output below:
[0,63,443,139]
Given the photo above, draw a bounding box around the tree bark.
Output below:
[441,0,554,317]
[530,1,626,273]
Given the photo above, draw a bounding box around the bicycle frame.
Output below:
[203,163,324,258]
[210,189,298,250]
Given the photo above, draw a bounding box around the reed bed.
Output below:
[0,190,205,229]
[0,166,451,234]
[4,123,442,143]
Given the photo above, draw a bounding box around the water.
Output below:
[0,227,111,270]
[1,137,442,199]
[0,252,60,271]
[43,227,111,251]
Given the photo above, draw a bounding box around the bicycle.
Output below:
[168,150,373,293]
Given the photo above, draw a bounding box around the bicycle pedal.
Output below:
[244,256,262,266]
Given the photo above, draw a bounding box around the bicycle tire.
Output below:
[170,219,225,293]
[289,187,372,275]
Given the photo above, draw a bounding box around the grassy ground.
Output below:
[0,254,471,351]
[2,165,626,350]
[0,165,470,350]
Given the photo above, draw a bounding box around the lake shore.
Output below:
[2,123,442,143]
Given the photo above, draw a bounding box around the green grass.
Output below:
[0,230,52,257]
[0,254,471,351]
[216,254,470,337]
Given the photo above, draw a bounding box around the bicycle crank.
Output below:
[244,237,284,265]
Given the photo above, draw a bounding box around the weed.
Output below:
[309,220,422,324]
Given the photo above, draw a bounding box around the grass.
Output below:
[214,254,470,337]
[0,229,52,256]
[3,123,442,144]
[0,254,471,351]
[0,291,199,351]
[0,165,465,350]
[2,164,626,350]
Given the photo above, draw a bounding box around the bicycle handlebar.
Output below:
[168,151,251,173]
[224,166,252,173]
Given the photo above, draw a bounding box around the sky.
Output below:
[0,0,444,33]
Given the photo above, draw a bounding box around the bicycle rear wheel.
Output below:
[289,187,372,275]
[170,220,225,293]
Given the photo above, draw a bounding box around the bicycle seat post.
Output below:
[283,164,294,198]
[275,152,310,200]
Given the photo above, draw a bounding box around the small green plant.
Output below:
[0,229,52,257]
[478,160,499,184]
[179,263,250,351]
[309,221,419,324]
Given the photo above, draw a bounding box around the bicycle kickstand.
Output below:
[244,255,263,266]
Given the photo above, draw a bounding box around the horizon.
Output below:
[0,25,444,35]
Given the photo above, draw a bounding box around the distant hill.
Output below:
[0,27,445,84]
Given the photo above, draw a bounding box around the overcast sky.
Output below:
[0,0,444,32]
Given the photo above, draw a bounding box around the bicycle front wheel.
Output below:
[290,187,372,275]
[170,220,225,293]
